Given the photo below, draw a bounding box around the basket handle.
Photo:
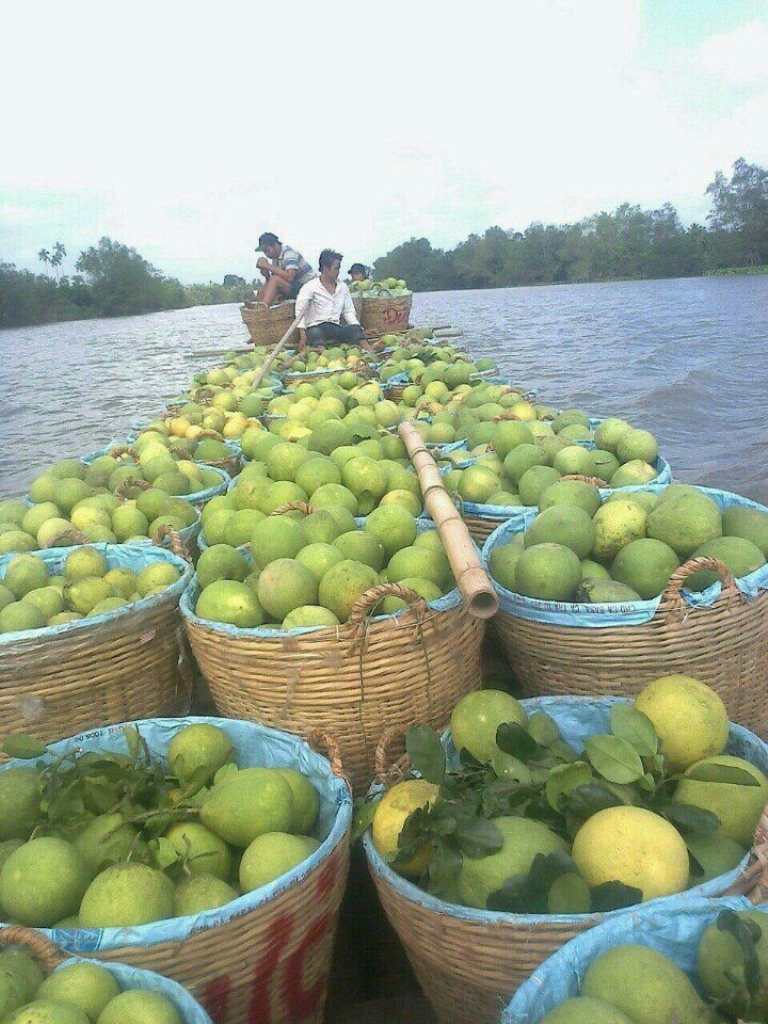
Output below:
[0,926,65,970]
[198,428,225,441]
[657,556,742,621]
[374,724,411,788]
[348,583,428,631]
[42,528,91,549]
[150,524,189,560]
[114,477,152,498]
[308,729,351,793]
[269,502,317,516]
[561,473,610,487]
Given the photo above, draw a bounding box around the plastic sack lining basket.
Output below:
[0,927,213,1023]
[359,293,413,333]
[363,695,768,1024]
[0,717,352,1024]
[181,519,484,795]
[0,544,192,743]
[240,301,298,347]
[483,485,768,736]
[502,894,760,1023]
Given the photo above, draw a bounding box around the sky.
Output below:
[2,0,767,285]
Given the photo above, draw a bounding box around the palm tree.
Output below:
[38,248,51,276]
[51,242,66,280]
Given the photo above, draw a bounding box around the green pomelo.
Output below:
[35,518,76,548]
[232,476,271,511]
[0,838,90,926]
[321,504,359,534]
[0,601,47,633]
[686,535,765,590]
[282,605,341,629]
[723,505,768,556]
[217,509,262,548]
[539,480,602,517]
[250,517,306,569]
[577,579,642,602]
[616,428,659,465]
[200,768,294,847]
[552,446,596,477]
[524,505,596,559]
[457,466,501,504]
[514,543,582,601]
[0,768,41,841]
[488,542,525,591]
[167,722,234,784]
[47,612,84,625]
[5,1000,90,1023]
[379,489,423,516]
[450,689,527,763]
[173,873,238,916]
[296,542,344,581]
[21,502,61,537]
[301,509,343,545]
[387,546,452,589]
[28,474,58,504]
[52,478,93,515]
[22,586,65,619]
[0,584,14,611]
[609,538,681,599]
[265,442,311,482]
[697,908,768,1015]
[0,499,29,526]
[580,558,612,580]
[609,459,658,487]
[334,531,386,571]
[195,579,266,627]
[593,417,632,453]
[79,862,174,927]
[70,503,112,533]
[672,754,768,844]
[310,483,359,516]
[341,457,388,505]
[240,832,320,892]
[307,420,354,455]
[646,494,723,560]
[97,990,182,1024]
[591,500,648,562]
[318,560,379,622]
[686,832,746,885]
[73,813,138,874]
[537,996,635,1024]
[0,946,44,1003]
[502,444,549,485]
[135,562,181,596]
[591,449,621,481]
[3,555,49,598]
[491,421,535,458]
[37,962,120,1021]
[457,816,568,909]
[517,465,562,507]
[165,821,232,880]
[295,456,342,494]
[582,944,710,1024]
[257,558,318,620]
[604,489,659,513]
[364,505,418,560]
[63,546,108,581]
[379,577,443,613]
[0,532,38,555]
[553,409,590,432]
[63,577,114,615]
[413,529,446,553]
[202,510,238,547]
[111,505,150,541]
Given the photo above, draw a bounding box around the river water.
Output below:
[1,276,767,503]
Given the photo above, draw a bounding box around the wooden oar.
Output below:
[251,316,302,387]
[185,347,255,358]
[398,422,498,619]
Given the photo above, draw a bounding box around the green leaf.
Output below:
[427,843,462,898]
[585,735,645,784]
[453,816,503,859]
[149,836,180,870]
[545,762,594,813]
[406,726,446,785]
[545,740,579,764]
[547,873,592,914]
[495,722,538,762]
[3,734,48,760]
[122,726,142,761]
[564,783,623,820]
[685,763,762,787]
[589,880,643,911]
[610,705,658,757]
[527,712,561,748]
[716,909,763,998]
[352,796,378,841]
[663,803,720,835]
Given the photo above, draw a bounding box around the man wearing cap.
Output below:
[294,249,365,351]
[348,263,368,283]
[254,232,316,307]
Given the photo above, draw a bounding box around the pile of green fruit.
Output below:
[0,951,186,1024]
[537,907,768,1024]
[366,677,767,914]
[349,277,411,297]
[0,547,183,634]
[192,506,454,630]
[0,721,322,930]
[487,483,768,602]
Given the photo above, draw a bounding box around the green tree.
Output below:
[50,242,67,279]
[75,237,186,316]
[706,158,768,267]
[37,248,51,276]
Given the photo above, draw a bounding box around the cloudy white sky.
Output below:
[2,0,767,284]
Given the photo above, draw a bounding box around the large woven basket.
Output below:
[240,301,298,346]
[2,717,352,1024]
[483,488,768,737]
[360,294,413,333]
[0,544,192,743]
[364,696,768,1024]
[182,578,484,796]
[0,928,213,1023]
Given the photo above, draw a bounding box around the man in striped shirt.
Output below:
[254,232,316,307]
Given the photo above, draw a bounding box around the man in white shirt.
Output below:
[294,250,365,350]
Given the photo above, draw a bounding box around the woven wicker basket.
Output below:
[0,545,192,744]
[182,580,484,796]
[360,294,413,333]
[240,302,298,347]
[0,928,214,1023]
[364,697,768,1024]
[2,718,352,1024]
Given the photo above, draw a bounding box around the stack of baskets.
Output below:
[240,301,298,346]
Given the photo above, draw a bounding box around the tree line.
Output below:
[372,158,768,291]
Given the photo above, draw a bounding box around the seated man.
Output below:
[254,232,316,306]
[295,249,365,350]
[348,262,368,283]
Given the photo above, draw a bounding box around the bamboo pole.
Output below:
[250,316,302,388]
[398,422,498,620]
[185,347,255,359]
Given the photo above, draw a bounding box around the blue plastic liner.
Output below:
[0,543,191,644]
[0,716,351,952]
[51,957,214,1023]
[364,694,767,947]
[482,485,768,628]
[502,894,761,1023]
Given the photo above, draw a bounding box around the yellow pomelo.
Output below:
[634,674,729,771]
[173,873,238,916]
[164,821,232,880]
[97,990,182,1024]
[239,832,320,891]
[450,689,527,763]
[167,722,234,784]
[571,806,689,901]
[273,768,320,834]
[372,779,440,876]
[79,862,174,927]
[37,962,120,1021]
[200,768,294,847]
[672,754,768,844]
[0,838,90,926]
